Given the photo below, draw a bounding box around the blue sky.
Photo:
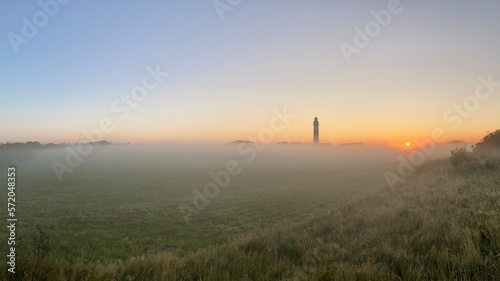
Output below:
[1,0,499,144]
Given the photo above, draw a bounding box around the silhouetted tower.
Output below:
[313,117,319,144]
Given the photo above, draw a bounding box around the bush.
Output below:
[484,159,499,171]
[449,147,474,170]
[474,129,500,157]
[450,129,500,173]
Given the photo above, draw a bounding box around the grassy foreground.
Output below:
[3,158,500,280]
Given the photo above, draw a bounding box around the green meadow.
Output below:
[0,146,394,262]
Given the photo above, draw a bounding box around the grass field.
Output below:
[1,144,498,280]
[0,146,395,262]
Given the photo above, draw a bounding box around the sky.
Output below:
[1,0,499,146]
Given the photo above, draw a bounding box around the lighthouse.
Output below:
[313,117,319,144]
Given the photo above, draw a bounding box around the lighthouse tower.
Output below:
[313,117,319,144]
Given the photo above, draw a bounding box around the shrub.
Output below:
[474,129,500,157]
[449,147,474,170]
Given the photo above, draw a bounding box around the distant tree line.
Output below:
[0,140,112,151]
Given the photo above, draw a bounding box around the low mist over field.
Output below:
[1,142,470,173]
[0,142,472,208]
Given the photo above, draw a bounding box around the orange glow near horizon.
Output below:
[2,112,494,147]
[48,128,487,148]
[13,125,489,147]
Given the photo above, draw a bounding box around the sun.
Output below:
[406,142,411,147]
